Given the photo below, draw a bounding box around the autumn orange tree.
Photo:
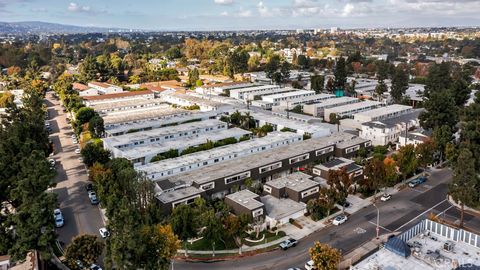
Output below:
[309,241,342,270]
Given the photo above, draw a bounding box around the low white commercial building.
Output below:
[277,93,335,108]
[90,99,166,115]
[161,92,227,111]
[87,82,123,95]
[353,104,413,123]
[103,119,227,150]
[137,132,303,180]
[196,82,259,96]
[229,84,281,100]
[359,109,423,146]
[303,97,360,117]
[324,100,381,122]
[261,90,316,107]
[82,90,155,106]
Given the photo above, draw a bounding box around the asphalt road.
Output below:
[175,167,480,270]
[45,92,105,249]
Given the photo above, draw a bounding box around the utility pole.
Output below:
[373,203,380,239]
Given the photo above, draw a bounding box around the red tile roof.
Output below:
[72,83,89,91]
[82,90,153,101]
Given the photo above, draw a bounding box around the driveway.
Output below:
[45,92,105,249]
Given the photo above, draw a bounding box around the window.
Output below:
[301,187,319,198]
[345,145,360,154]
[200,182,215,191]
[225,172,251,184]
[289,153,310,164]
[354,169,363,177]
[252,208,263,217]
[264,185,272,193]
[316,146,334,156]
[259,162,282,173]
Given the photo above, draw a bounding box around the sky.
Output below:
[1,0,480,30]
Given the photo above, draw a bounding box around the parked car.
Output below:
[75,148,81,154]
[88,191,99,205]
[287,268,301,270]
[332,214,348,226]
[90,264,103,270]
[279,238,297,250]
[305,260,317,270]
[48,159,56,167]
[85,183,93,192]
[380,193,392,202]
[53,208,64,228]
[408,176,427,188]
[99,227,110,238]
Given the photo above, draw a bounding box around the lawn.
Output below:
[243,231,286,247]
[186,237,238,251]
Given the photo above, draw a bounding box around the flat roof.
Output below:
[226,189,263,210]
[261,195,305,220]
[162,133,356,185]
[354,104,412,118]
[104,110,219,135]
[156,186,203,204]
[137,131,302,175]
[315,157,354,169]
[229,84,279,94]
[103,105,188,125]
[265,172,319,192]
[362,109,424,129]
[304,96,360,108]
[90,98,166,112]
[279,93,335,104]
[164,93,224,107]
[352,224,480,270]
[119,128,251,160]
[262,89,315,100]
[324,100,381,114]
[335,136,369,149]
[82,90,153,101]
[103,119,225,147]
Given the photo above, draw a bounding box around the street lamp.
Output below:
[373,203,380,239]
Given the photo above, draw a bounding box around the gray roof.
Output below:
[362,109,424,129]
[265,172,319,192]
[261,195,306,220]
[156,186,203,204]
[225,190,264,210]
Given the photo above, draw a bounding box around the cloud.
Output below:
[220,11,229,16]
[341,3,354,16]
[238,9,252,17]
[257,1,271,17]
[214,0,234,5]
[67,2,91,13]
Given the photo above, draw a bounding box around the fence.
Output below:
[397,219,426,242]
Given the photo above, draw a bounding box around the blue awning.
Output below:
[385,236,411,258]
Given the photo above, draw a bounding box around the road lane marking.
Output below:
[368,221,392,232]
[395,199,447,231]
[436,205,454,218]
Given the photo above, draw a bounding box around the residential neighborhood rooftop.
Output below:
[156,186,203,204]
[225,190,264,210]
[260,195,306,221]
[265,172,319,192]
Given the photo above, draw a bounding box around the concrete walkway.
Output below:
[177,236,288,255]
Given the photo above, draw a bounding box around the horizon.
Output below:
[1,0,480,31]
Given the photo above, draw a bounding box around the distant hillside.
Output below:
[0,21,130,34]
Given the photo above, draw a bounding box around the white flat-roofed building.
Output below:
[248,110,331,138]
[359,109,424,146]
[244,88,298,102]
[156,186,204,211]
[103,119,227,150]
[114,128,250,165]
[229,84,281,100]
[104,110,219,137]
[303,97,360,117]
[161,92,226,111]
[137,132,303,181]
[90,99,166,115]
[324,100,381,122]
[261,90,315,107]
[277,93,335,108]
[88,81,123,95]
[82,90,155,106]
[196,82,259,96]
[353,104,413,123]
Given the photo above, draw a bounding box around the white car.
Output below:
[73,139,78,144]
[380,193,392,202]
[90,264,103,270]
[305,260,317,270]
[332,215,348,226]
[99,227,110,238]
[53,208,64,228]
[75,149,81,154]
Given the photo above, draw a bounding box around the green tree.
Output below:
[76,107,96,126]
[165,46,182,60]
[139,224,180,270]
[309,241,342,270]
[280,61,291,85]
[419,89,458,131]
[363,158,387,200]
[327,168,352,212]
[170,204,198,249]
[432,125,453,161]
[79,55,98,83]
[188,68,200,87]
[296,55,309,69]
[88,115,105,138]
[334,57,347,90]
[202,209,224,253]
[395,144,418,182]
[81,140,110,167]
[311,75,325,94]
[449,148,479,227]
[65,234,105,270]
[391,66,409,103]
[416,140,436,174]
[265,55,281,80]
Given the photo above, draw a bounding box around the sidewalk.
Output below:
[177,236,288,255]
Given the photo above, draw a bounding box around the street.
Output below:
[175,167,480,270]
[45,92,105,249]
